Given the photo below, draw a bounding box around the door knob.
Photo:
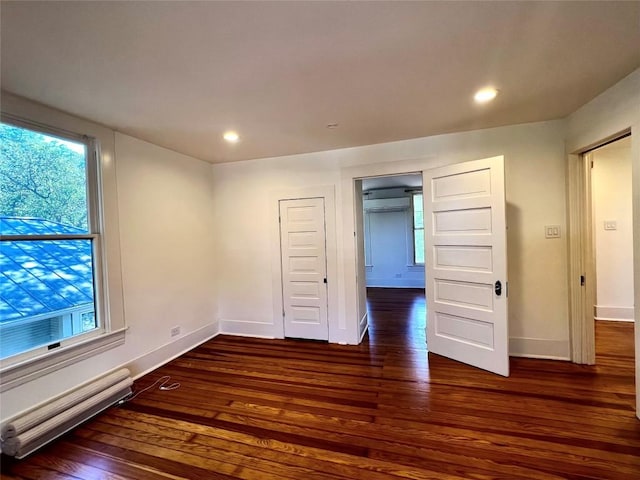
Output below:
[495,280,502,296]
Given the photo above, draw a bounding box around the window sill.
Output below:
[406,264,425,271]
[0,328,126,393]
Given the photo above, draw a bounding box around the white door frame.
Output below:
[567,151,597,364]
[342,159,434,344]
[567,128,638,419]
[270,186,338,340]
[567,129,633,364]
[279,197,329,340]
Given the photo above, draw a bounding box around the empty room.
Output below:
[1,1,639,479]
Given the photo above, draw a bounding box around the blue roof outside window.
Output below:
[0,217,93,324]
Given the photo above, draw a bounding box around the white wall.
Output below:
[114,132,219,369]
[363,188,424,289]
[0,94,219,421]
[592,137,634,321]
[213,119,570,358]
[365,210,425,288]
[212,155,343,339]
[566,67,640,417]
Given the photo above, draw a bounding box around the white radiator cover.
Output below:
[1,368,132,458]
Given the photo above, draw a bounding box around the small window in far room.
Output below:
[413,193,425,264]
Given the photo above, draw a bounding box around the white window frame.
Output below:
[412,192,425,265]
[363,210,373,267]
[0,110,126,393]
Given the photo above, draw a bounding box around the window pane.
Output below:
[0,122,89,234]
[0,239,96,359]
[413,193,424,264]
[414,229,425,264]
[81,311,97,332]
[413,193,423,229]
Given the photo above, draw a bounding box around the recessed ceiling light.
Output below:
[223,131,239,143]
[474,87,499,103]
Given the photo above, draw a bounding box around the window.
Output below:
[0,120,103,363]
[413,193,424,264]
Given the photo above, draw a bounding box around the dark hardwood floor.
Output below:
[2,287,638,479]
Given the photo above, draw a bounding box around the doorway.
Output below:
[359,174,425,347]
[351,156,509,376]
[568,132,636,369]
[590,136,634,324]
[270,185,337,342]
[567,133,637,416]
[279,197,329,340]
[589,136,635,373]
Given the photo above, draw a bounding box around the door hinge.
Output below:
[580,275,585,286]
[278,216,281,223]
[282,310,285,317]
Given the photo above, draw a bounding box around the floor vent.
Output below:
[1,368,132,459]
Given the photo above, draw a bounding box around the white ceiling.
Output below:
[2,1,639,164]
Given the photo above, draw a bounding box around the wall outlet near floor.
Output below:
[170,326,181,337]
[604,220,617,231]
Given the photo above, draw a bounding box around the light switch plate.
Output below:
[604,220,617,231]
[545,225,561,238]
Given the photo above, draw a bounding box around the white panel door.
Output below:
[424,156,509,376]
[280,198,328,340]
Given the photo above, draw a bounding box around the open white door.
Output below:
[424,156,509,376]
[280,198,329,340]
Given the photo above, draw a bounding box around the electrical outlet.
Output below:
[545,225,561,239]
[604,220,617,231]
[170,326,181,337]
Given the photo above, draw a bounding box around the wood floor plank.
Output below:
[73,426,310,480]
[210,403,640,478]
[3,460,80,480]
[67,435,234,480]
[1,288,638,479]
[46,441,184,480]
[27,453,131,480]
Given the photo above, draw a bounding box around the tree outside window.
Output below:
[0,121,99,361]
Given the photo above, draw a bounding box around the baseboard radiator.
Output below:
[1,368,132,459]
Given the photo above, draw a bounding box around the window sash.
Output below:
[412,193,425,265]
[0,116,107,367]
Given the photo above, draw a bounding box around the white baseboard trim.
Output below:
[0,323,218,427]
[595,317,634,322]
[127,322,219,379]
[509,337,570,361]
[594,305,634,322]
[219,319,279,339]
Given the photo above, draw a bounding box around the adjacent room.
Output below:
[359,174,427,347]
[0,1,639,479]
